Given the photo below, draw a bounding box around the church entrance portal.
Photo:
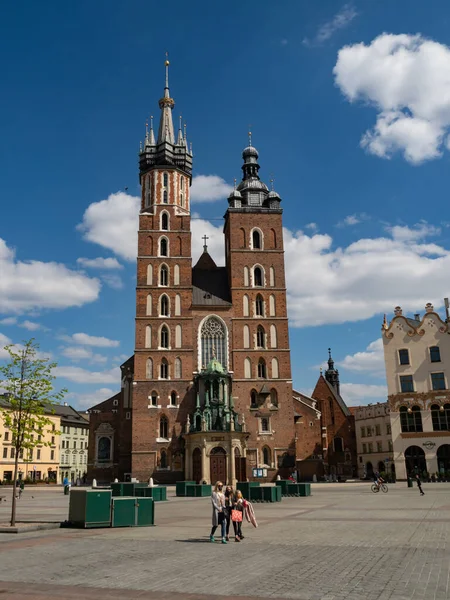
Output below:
[210,446,227,484]
[192,447,202,483]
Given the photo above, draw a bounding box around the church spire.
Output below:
[157,56,175,144]
[325,347,340,395]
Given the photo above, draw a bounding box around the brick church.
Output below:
[87,62,357,484]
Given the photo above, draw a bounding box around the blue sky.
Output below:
[2,0,450,409]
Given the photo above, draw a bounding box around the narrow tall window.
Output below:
[243,295,249,317]
[160,238,168,257]
[146,358,153,379]
[270,324,277,348]
[174,264,180,285]
[256,325,265,348]
[161,213,169,231]
[160,295,169,316]
[175,324,182,348]
[146,264,153,285]
[243,325,250,348]
[160,449,167,468]
[175,294,181,316]
[254,267,263,287]
[160,416,168,438]
[244,358,252,379]
[430,346,441,363]
[150,391,158,407]
[431,372,446,391]
[170,391,177,406]
[251,390,258,407]
[145,325,151,348]
[399,349,409,365]
[160,265,168,286]
[258,358,267,379]
[160,359,169,379]
[160,325,169,349]
[146,294,152,315]
[400,375,414,393]
[263,446,270,465]
[174,357,182,379]
[269,295,275,316]
[244,266,249,286]
[269,267,275,287]
[270,388,278,407]
[256,294,264,317]
[163,190,168,204]
[252,229,262,249]
[271,357,279,379]
[163,173,168,187]
[261,418,269,432]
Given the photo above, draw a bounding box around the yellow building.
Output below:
[0,397,61,482]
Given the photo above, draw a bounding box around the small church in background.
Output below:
[87,62,356,484]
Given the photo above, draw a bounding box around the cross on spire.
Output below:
[202,234,209,252]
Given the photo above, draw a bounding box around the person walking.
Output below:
[224,485,234,542]
[231,490,245,542]
[415,473,425,496]
[210,481,227,544]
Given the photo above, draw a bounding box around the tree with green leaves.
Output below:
[0,339,67,527]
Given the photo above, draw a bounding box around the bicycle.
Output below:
[371,482,388,493]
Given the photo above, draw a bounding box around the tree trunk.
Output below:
[10,450,19,527]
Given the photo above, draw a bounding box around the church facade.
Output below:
[86,63,356,485]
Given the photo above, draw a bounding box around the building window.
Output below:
[2,448,7,459]
[244,357,252,379]
[361,427,366,437]
[399,349,409,365]
[258,358,267,379]
[161,212,169,231]
[160,265,169,286]
[263,446,271,465]
[160,237,168,257]
[256,325,265,348]
[244,266,249,286]
[4,432,9,441]
[174,357,182,379]
[400,406,423,433]
[73,441,77,449]
[150,392,158,407]
[261,418,270,432]
[200,316,227,370]
[368,443,373,453]
[431,372,446,391]
[170,391,177,406]
[160,449,168,468]
[400,375,414,393]
[251,390,258,408]
[160,325,169,349]
[243,294,249,316]
[146,358,153,379]
[254,267,263,287]
[377,442,382,452]
[375,424,381,436]
[333,437,343,453]
[97,437,111,462]
[252,229,262,249]
[160,295,169,316]
[37,449,41,460]
[10,448,15,459]
[160,416,168,439]
[388,440,393,452]
[163,173,168,187]
[255,294,264,317]
[160,359,169,379]
[431,404,450,431]
[270,388,278,407]
[50,450,55,461]
[362,443,367,454]
[386,423,391,435]
[430,346,441,363]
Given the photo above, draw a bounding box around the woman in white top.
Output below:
[210,480,227,544]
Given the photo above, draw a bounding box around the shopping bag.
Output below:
[231,509,243,522]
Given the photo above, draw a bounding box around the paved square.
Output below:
[0,482,449,600]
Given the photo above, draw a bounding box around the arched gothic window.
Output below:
[174,357,182,379]
[160,264,168,286]
[161,212,169,231]
[160,449,168,468]
[160,237,168,257]
[256,325,265,348]
[258,358,267,379]
[251,389,258,408]
[254,267,263,287]
[160,295,169,316]
[160,416,168,438]
[160,325,169,349]
[160,358,169,379]
[170,391,177,406]
[146,358,153,379]
[256,294,264,317]
[200,316,227,369]
[263,446,271,465]
[252,229,262,249]
[270,388,278,407]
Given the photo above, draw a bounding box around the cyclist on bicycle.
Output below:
[373,470,384,488]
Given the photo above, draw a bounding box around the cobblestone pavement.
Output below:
[0,483,449,600]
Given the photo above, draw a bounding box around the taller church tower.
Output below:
[132,60,194,479]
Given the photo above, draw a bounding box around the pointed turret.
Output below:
[325,348,340,395]
[157,59,175,144]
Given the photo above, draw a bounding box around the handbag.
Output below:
[231,509,243,522]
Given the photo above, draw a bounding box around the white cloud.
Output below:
[19,320,42,331]
[334,34,450,164]
[283,222,450,326]
[340,382,388,406]
[53,366,120,384]
[340,339,385,375]
[77,257,123,270]
[100,274,123,290]
[0,334,52,361]
[0,317,17,326]
[60,346,107,364]
[0,333,12,359]
[305,223,318,233]
[337,213,369,227]
[62,333,120,348]
[77,192,140,261]
[190,175,233,203]
[0,238,100,314]
[387,222,441,242]
[67,387,116,410]
[304,3,358,46]
[191,217,225,265]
